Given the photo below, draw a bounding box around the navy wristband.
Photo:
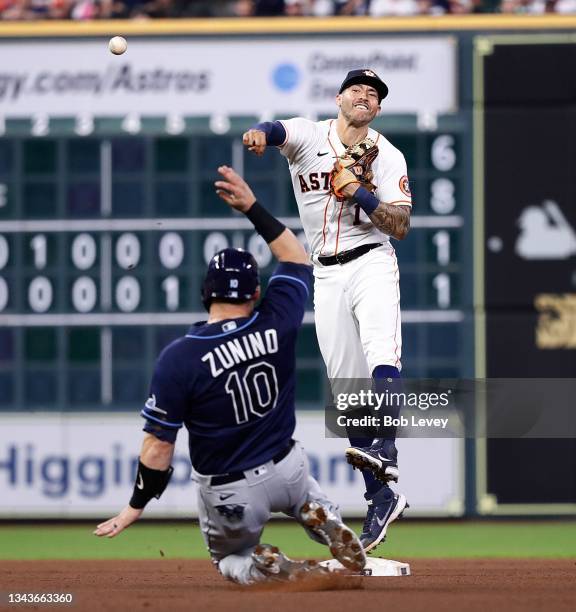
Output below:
[352,187,380,216]
[252,121,287,147]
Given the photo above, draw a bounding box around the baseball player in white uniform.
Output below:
[243,69,411,552]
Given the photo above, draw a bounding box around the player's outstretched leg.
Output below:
[299,501,366,572]
[251,544,330,582]
[359,485,408,553]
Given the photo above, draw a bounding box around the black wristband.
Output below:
[129,460,174,510]
[245,201,286,244]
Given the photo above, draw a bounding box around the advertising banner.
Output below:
[0,413,463,518]
[0,37,456,117]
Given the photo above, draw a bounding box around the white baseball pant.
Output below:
[313,243,402,379]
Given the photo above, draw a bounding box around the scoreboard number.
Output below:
[115,276,140,312]
[431,135,456,172]
[72,234,97,270]
[28,276,53,313]
[72,276,98,313]
[115,233,141,270]
[159,233,184,269]
[161,275,179,311]
[430,178,456,215]
[30,234,48,270]
[432,230,451,265]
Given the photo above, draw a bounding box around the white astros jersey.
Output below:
[278,118,412,261]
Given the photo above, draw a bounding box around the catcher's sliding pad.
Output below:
[320,557,410,576]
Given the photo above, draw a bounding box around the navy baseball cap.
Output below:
[339,69,389,103]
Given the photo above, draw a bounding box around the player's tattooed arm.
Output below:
[369,203,411,240]
[340,183,411,240]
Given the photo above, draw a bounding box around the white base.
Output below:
[320,557,411,577]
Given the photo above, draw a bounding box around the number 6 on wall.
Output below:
[225,361,279,424]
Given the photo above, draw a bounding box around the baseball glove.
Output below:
[330,138,379,200]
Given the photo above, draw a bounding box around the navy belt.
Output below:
[318,242,382,266]
[210,440,295,486]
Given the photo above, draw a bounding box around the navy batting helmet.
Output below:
[201,248,260,311]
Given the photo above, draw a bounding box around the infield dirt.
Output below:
[1,559,575,612]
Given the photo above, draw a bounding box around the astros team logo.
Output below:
[399,176,411,197]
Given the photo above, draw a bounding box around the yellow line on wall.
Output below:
[0,15,575,38]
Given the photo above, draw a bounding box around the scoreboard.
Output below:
[0,116,472,411]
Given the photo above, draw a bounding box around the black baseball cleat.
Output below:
[345,442,400,483]
[300,501,366,572]
[360,487,408,553]
[251,544,329,581]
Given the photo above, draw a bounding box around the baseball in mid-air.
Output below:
[109,36,127,55]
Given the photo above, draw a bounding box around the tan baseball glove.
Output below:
[330,138,379,200]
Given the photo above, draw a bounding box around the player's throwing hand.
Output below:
[242,129,267,156]
[215,165,257,212]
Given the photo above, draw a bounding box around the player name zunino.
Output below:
[201,329,278,378]
[336,415,449,429]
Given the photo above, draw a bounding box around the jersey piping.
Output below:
[140,411,183,428]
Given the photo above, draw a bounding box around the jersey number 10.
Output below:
[224,361,279,425]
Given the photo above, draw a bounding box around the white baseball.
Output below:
[109,36,127,55]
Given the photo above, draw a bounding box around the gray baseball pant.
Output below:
[194,440,340,584]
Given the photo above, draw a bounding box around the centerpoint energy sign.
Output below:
[0,37,456,117]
